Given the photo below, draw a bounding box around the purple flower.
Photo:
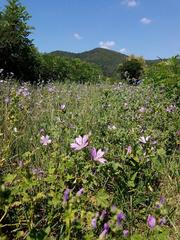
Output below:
[17,86,30,97]
[70,135,89,151]
[147,215,156,229]
[76,188,84,197]
[156,196,165,208]
[48,86,55,92]
[159,217,166,225]
[63,188,70,202]
[99,223,110,240]
[123,229,129,237]
[117,212,125,225]
[91,218,97,229]
[160,195,165,204]
[126,146,132,154]
[91,148,107,164]
[40,135,52,146]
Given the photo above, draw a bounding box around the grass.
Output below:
[0,80,179,239]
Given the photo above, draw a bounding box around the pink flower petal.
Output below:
[96,149,105,159]
[97,158,107,164]
[75,136,83,145]
[82,135,88,144]
[91,148,97,159]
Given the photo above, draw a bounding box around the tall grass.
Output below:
[0,80,179,239]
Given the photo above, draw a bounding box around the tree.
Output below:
[117,55,145,84]
[0,0,40,82]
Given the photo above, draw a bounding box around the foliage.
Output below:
[39,54,103,83]
[0,80,179,239]
[117,55,145,83]
[0,0,41,82]
[144,55,180,96]
[50,48,128,77]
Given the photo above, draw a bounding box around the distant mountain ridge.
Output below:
[50,48,128,76]
[49,48,161,76]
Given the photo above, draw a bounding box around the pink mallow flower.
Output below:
[40,135,52,146]
[147,215,156,229]
[70,135,89,151]
[91,148,107,164]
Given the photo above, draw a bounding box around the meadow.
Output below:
[0,80,179,240]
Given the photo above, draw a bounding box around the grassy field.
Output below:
[0,80,179,239]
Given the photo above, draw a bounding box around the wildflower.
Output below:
[40,135,52,146]
[108,124,117,130]
[13,127,18,133]
[126,146,132,154]
[70,135,89,151]
[48,85,55,92]
[176,130,180,136]
[0,69,3,73]
[100,210,107,220]
[4,97,10,104]
[17,86,30,97]
[159,217,166,225]
[139,107,146,113]
[99,223,110,239]
[166,104,176,112]
[117,212,125,225]
[60,104,66,111]
[63,188,70,202]
[76,188,84,197]
[139,136,150,144]
[91,218,97,229]
[91,148,107,164]
[156,195,165,208]
[160,196,165,205]
[123,229,129,237]
[147,215,156,229]
[111,205,117,213]
[31,167,44,178]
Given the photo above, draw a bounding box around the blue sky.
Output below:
[1,0,180,59]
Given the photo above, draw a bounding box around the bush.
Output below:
[117,55,145,83]
[39,54,103,84]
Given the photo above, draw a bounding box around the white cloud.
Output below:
[99,41,116,49]
[73,33,83,40]
[119,48,128,54]
[122,0,138,7]
[140,17,152,24]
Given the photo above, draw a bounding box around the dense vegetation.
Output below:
[0,1,180,239]
[50,48,128,77]
[0,81,179,239]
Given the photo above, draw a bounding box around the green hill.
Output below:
[50,48,128,76]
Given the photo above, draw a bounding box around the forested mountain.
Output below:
[50,48,128,76]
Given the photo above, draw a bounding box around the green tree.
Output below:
[0,0,40,82]
[117,55,145,83]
